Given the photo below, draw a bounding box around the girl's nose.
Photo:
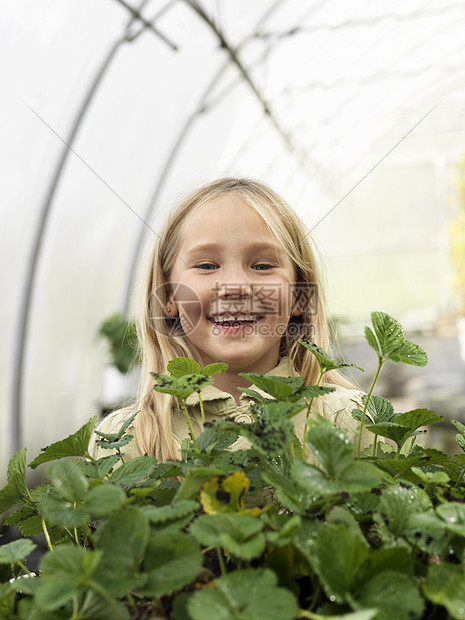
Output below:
[218,281,252,299]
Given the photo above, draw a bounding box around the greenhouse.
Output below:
[2,1,465,618]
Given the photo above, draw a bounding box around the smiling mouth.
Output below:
[207,314,264,327]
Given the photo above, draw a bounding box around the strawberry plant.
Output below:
[1,312,464,619]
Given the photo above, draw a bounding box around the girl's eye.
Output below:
[196,262,217,270]
[253,263,274,271]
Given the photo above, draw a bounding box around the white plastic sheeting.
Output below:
[2,0,465,479]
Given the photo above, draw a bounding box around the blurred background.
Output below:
[2,0,465,485]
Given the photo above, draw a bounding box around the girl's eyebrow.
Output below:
[185,241,285,257]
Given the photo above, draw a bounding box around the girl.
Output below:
[89,178,369,461]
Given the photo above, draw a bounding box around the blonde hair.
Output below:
[132,178,353,460]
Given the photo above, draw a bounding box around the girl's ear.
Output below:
[165,300,179,317]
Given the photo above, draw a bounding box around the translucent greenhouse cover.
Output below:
[2,0,465,479]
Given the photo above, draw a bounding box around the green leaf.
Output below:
[7,448,30,501]
[452,419,465,436]
[369,312,428,366]
[116,411,138,439]
[93,506,149,596]
[377,484,431,537]
[196,427,238,452]
[143,500,198,525]
[78,454,122,479]
[0,582,15,617]
[436,502,465,538]
[202,362,229,376]
[405,511,448,554]
[306,425,354,478]
[309,524,370,602]
[364,326,379,355]
[47,461,88,503]
[29,416,98,468]
[0,539,37,564]
[142,531,202,597]
[423,563,465,620]
[37,545,101,610]
[95,434,134,450]
[187,569,298,620]
[99,312,139,374]
[261,470,306,514]
[238,373,303,401]
[267,515,302,546]
[395,409,443,431]
[352,571,424,620]
[152,372,212,399]
[82,484,125,518]
[191,514,265,560]
[365,422,412,449]
[370,311,405,357]
[108,455,157,486]
[167,357,202,377]
[298,339,363,373]
[37,494,89,528]
[387,339,428,366]
[0,481,23,513]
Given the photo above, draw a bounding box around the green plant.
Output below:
[99,313,140,375]
[1,311,464,619]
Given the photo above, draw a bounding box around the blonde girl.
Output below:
[90,178,368,462]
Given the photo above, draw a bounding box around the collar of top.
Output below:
[184,356,298,408]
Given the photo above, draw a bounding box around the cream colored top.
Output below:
[89,357,372,462]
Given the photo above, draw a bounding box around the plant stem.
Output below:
[16,560,33,578]
[41,518,53,551]
[302,370,324,461]
[87,580,123,620]
[216,546,227,576]
[372,435,378,457]
[357,357,384,459]
[181,400,198,449]
[198,393,206,424]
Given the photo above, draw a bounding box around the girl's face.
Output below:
[168,193,299,374]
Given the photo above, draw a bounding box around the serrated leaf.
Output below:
[93,507,149,596]
[0,481,23,513]
[353,571,424,620]
[309,523,370,602]
[196,427,238,451]
[423,563,465,619]
[152,372,212,399]
[237,387,269,402]
[117,411,138,439]
[458,435,465,452]
[366,422,412,448]
[187,568,298,620]
[82,484,125,518]
[0,539,37,564]
[267,515,302,546]
[202,362,229,376]
[191,514,265,560]
[239,373,302,401]
[298,339,363,372]
[78,454,122,479]
[167,357,202,377]
[377,484,431,537]
[37,494,89,528]
[37,545,101,610]
[95,434,134,450]
[387,339,428,366]
[143,500,198,524]
[363,394,395,424]
[364,325,380,355]
[29,416,98,469]
[7,448,29,502]
[108,455,157,486]
[406,511,448,554]
[261,470,306,514]
[395,409,443,431]
[0,582,15,617]
[306,425,354,478]
[436,502,465,538]
[370,311,405,357]
[47,461,88,503]
[452,419,465,436]
[142,531,202,597]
